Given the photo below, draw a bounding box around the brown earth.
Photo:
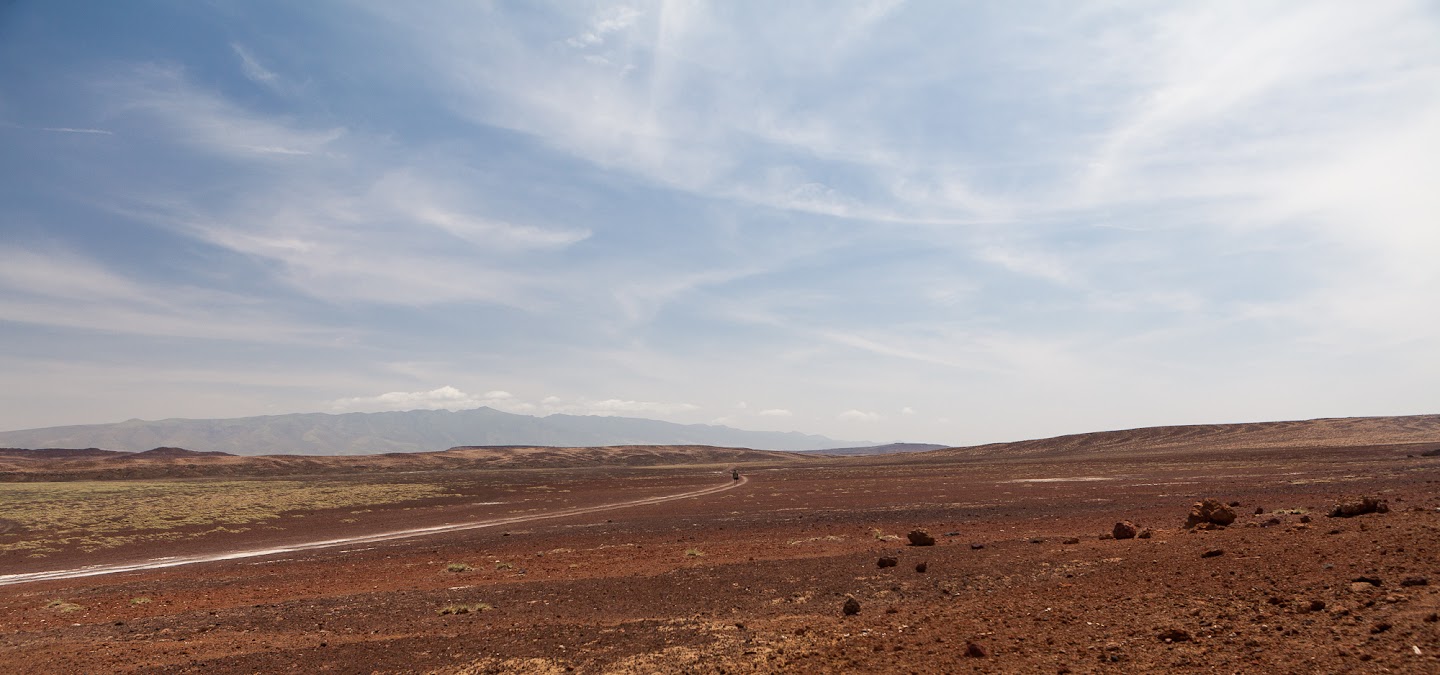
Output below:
[0,445,814,482]
[0,417,1438,673]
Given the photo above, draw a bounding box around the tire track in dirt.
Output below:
[0,475,748,587]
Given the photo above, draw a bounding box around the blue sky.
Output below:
[2,1,1438,445]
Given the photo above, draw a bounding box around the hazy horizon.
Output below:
[2,2,1438,446]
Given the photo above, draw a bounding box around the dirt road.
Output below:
[0,475,747,587]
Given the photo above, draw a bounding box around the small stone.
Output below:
[877,557,898,568]
[1063,537,1081,545]
[965,641,988,658]
[1400,576,1429,587]
[1157,628,1191,643]
[915,562,928,573]
[842,597,860,616]
[1201,549,1224,558]
[1307,600,1326,612]
[1262,517,1282,527]
[1300,515,1311,523]
[1113,521,1138,540]
[1029,537,1045,544]
[1353,575,1383,587]
[885,607,898,614]
[1228,501,1241,507]
[1099,533,1114,540]
[1371,621,1391,634]
[907,529,936,546]
[970,543,985,550]
[1254,506,1265,515]
[945,531,960,537]
[1137,529,1153,539]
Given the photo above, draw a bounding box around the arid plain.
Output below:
[2,416,1438,673]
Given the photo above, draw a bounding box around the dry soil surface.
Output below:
[1,442,1438,673]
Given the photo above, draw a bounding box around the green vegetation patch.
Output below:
[0,479,455,554]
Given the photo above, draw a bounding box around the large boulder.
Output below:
[1328,496,1389,518]
[1112,521,1138,540]
[907,529,936,546]
[1185,498,1237,528]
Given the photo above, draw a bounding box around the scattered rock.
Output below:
[1328,497,1389,518]
[1137,529,1153,539]
[1157,628,1192,643]
[842,597,860,616]
[1201,549,1224,558]
[907,529,936,546]
[1113,521,1138,540]
[1029,537,1045,544]
[965,641,988,658]
[1306,600,1326,613]
[944,531,960,536]
[1063,537,1081,545]
[877,557,898,568]
[915,562,927,573]
[1099,533,1115,540]
[1300,515,1312,523]
[1353,575,1383,587]
[1400,576,1428,587]
[1228,501,1241,507]
[1371,621,1392,634]
[970,543,985,550]
[1262,517,1282,527]
[1254,506,1265,515]
[1424,613,1439,623]
[1186,499,1237,528]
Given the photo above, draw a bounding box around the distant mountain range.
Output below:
[795,442,950,456]
[0,407,868,455]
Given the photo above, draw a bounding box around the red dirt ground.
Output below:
[1,433,1438,673]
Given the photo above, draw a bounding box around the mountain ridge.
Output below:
[0,407,865,455]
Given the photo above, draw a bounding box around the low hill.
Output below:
[913,414,1440,460]
[0,407,863,455]
[795,443,950,457]
[0,444,814,481]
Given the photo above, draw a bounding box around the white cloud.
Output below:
[0,247,334,344]
[759,408,792,417]
[232,43,279,87]
[901,407,916,416]
[331,386,514,412]
[39,127,113,135]
[583,399,700,415]
[111,64,343,158]
[838,409,880,422]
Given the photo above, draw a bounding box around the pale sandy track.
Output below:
[0,475,747,587]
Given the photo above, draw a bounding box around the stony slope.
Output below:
[0,444,813,481]
[917,414,1440,459]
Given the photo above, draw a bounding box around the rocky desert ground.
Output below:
[1,416,1438,673]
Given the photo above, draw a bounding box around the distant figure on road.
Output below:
[732,469,740,481]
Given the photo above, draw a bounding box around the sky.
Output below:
[1,1,1438,446]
